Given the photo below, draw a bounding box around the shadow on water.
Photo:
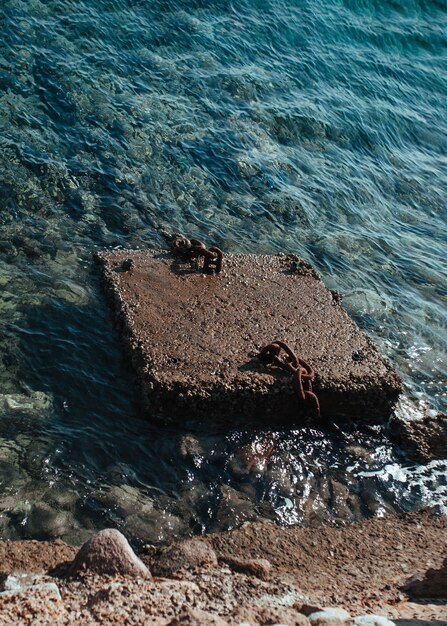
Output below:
[0,268,184,540]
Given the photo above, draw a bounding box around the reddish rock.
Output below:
[0,539,76,574]
[390,412,447,463]
[68,528,151,579]
[232,605,311,626]
[403,554,447,598]
[0,582,66,623]
[167,607,228,625]
[219,556,272,581]
[296,603,325,616]
[151,538,218,577]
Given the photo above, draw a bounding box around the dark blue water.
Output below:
[0,0,446,544]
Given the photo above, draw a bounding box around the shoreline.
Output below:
[0,510,445,624]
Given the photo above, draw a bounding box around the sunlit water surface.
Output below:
[0,0,446,544]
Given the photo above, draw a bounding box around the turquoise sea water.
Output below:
[0,0,446,544]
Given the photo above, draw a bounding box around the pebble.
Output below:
[0,582,62,601]
[354,617,395,626]
[68,528,151,579]
[0,573,40,592]
[308,608,351,625]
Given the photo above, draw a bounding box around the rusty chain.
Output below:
[170,235,223,274]
[258,341,320,416]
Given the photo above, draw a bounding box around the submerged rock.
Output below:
[24,503,73,540]
[125,508,184,545]
[0,439,22,469]
[214,485,258,531]
[0,392,53,417]
[229,435,276,478]
[68,528,151,579]
[344,445,374,466]
[54,280,89,305]
[93,484,154,518]
[390,413,447,463]
[178,434,204,466]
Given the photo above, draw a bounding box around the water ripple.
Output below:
[0,0,445,543]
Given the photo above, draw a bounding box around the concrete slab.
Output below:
[96,250,402,425]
